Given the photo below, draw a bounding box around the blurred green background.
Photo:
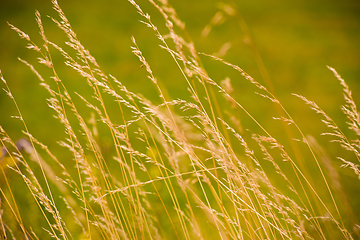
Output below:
[1,0,360,194]
[1,0,359,139]
[0,0,360,238]
[1,0,359,182]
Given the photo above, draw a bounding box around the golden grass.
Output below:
[0,0,359,239]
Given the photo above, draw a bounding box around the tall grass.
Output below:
[0,0,359,239]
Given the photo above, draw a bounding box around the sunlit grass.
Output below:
[0,0,359,239]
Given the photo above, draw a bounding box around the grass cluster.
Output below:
[0,0,359,239]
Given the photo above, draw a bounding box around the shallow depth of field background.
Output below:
[1,0,359,138]
[0,0,360,238]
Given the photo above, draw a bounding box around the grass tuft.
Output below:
[0,0,359,239]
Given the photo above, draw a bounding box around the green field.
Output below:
[0,0,359,239]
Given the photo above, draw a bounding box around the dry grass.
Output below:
[0,0,359,239]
